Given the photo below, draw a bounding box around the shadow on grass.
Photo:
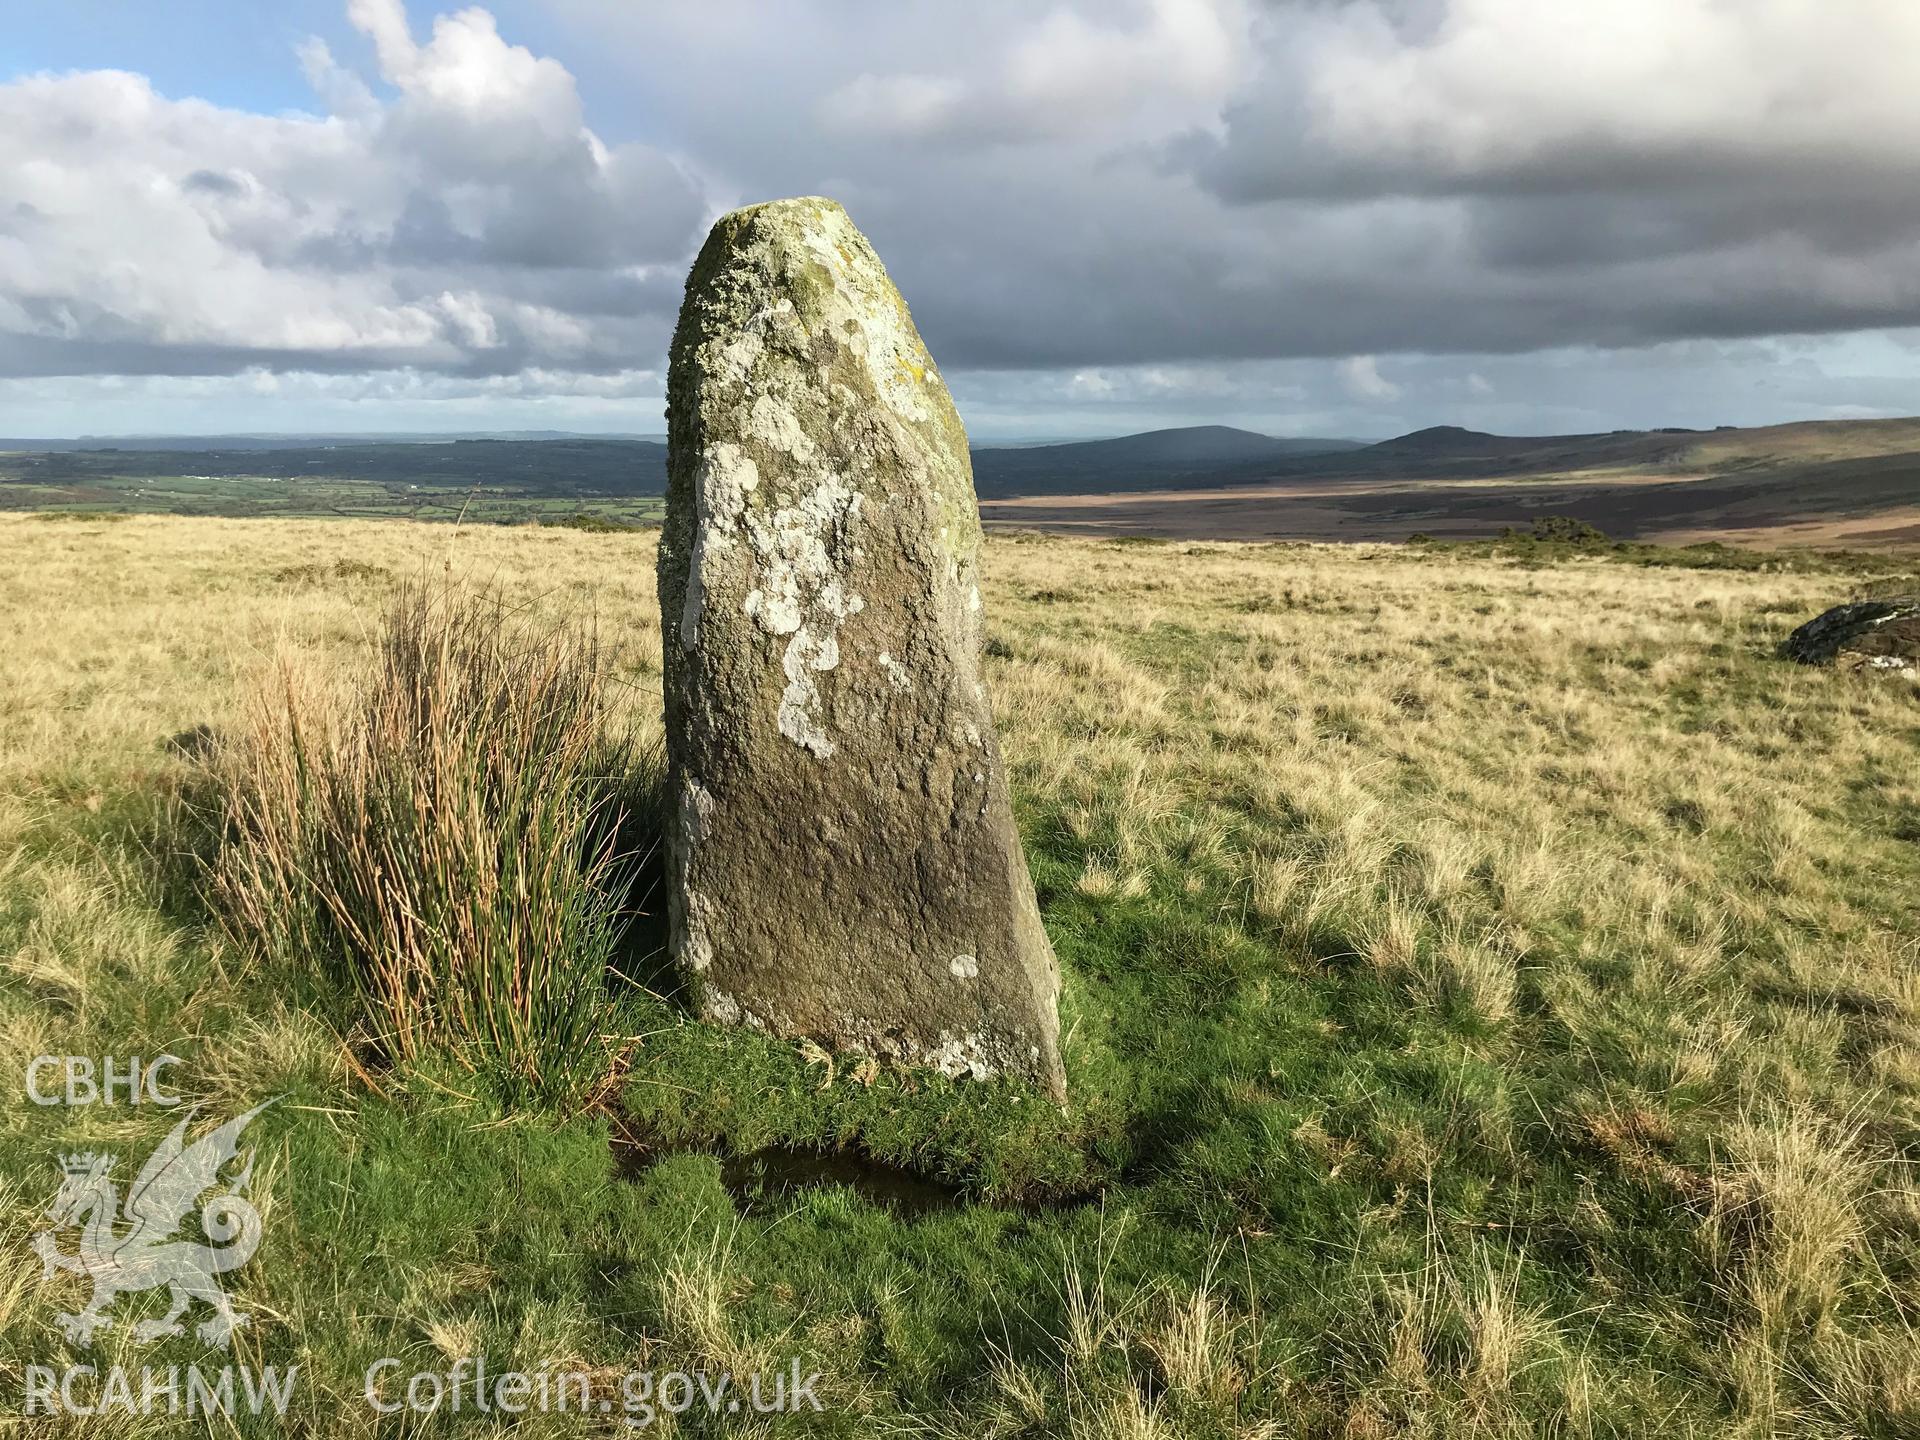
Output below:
[600,743,685,1011]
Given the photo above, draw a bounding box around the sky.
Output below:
[4,0,1920,441]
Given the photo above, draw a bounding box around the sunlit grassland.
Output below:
[0,512,1916,1437]
[1,472,665,526]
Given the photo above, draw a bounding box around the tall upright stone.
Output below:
[657,198,1065,1100]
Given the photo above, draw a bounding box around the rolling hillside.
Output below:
[981,416,1920,546]
[969,425,1362,494]
[5,417,1920,545]
[0,426,1361,507]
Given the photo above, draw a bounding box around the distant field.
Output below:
[7,415,1920,546]
[980,474,1920,548]
[0,437,667,527]
[3,514,1917,1437]
[0,464,664,527]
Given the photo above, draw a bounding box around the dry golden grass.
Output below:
[205,577,644,1107]
[2,513,1916,1438]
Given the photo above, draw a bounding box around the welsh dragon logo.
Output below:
[30,1100,277,1347]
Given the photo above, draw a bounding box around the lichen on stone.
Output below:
[876,652,912,692]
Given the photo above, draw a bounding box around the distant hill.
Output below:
[1030,425,1359,464]
[979,414,1920,547]
[970,426,1363,496]
[1347,417,1920,484]
[1363,425,1564,460]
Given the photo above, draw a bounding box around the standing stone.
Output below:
[657,197,1065,1100]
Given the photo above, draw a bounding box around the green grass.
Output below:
[1,516,1917,1436]
[0,467,667,526]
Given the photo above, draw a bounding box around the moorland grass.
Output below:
[205,578,651,1110]
[0,513,1916,1437]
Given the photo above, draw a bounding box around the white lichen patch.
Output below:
[741,477,864,634]
[712,299,792,385]
[681,443,760,651]
[679,776,715,843]
[680,890,717,972]
[669,777,720,971]
[778,628,840,758]
[949,954,979,980]
[748,390,817,462]
[737,475,867,757]
[691,418,869,756]
[877,651,912,692]
[930,1031,996,1082]
[798,212,934,425]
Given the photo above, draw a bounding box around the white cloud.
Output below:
[345,0,421,83]
[1413,2,1910,183]
[559,0,1920,376]
[1203,0,1920,199]
[0,364,669,435]
[0,0,705,380]
[819,0,1244,143]
[1338,355,1400,402]
[818,74,970,139]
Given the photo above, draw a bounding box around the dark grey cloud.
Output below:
[181,169,246,197]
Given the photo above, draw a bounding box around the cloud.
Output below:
[5,0,1920,436]
[1338,355,1400,402]
[559,0,1920,380]
[1160,0,1920,351]
[936,333,1920,441]
[0,0,705,380]
[819,0,1243,144]
[0,364,670,437]
[1198,0,1920,203]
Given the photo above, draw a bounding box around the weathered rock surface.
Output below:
[657,197,1065,1099]
[1784,597,1920,672]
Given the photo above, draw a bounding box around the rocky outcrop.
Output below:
[1784,597,1920,672]
[657,197,1065,1100]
